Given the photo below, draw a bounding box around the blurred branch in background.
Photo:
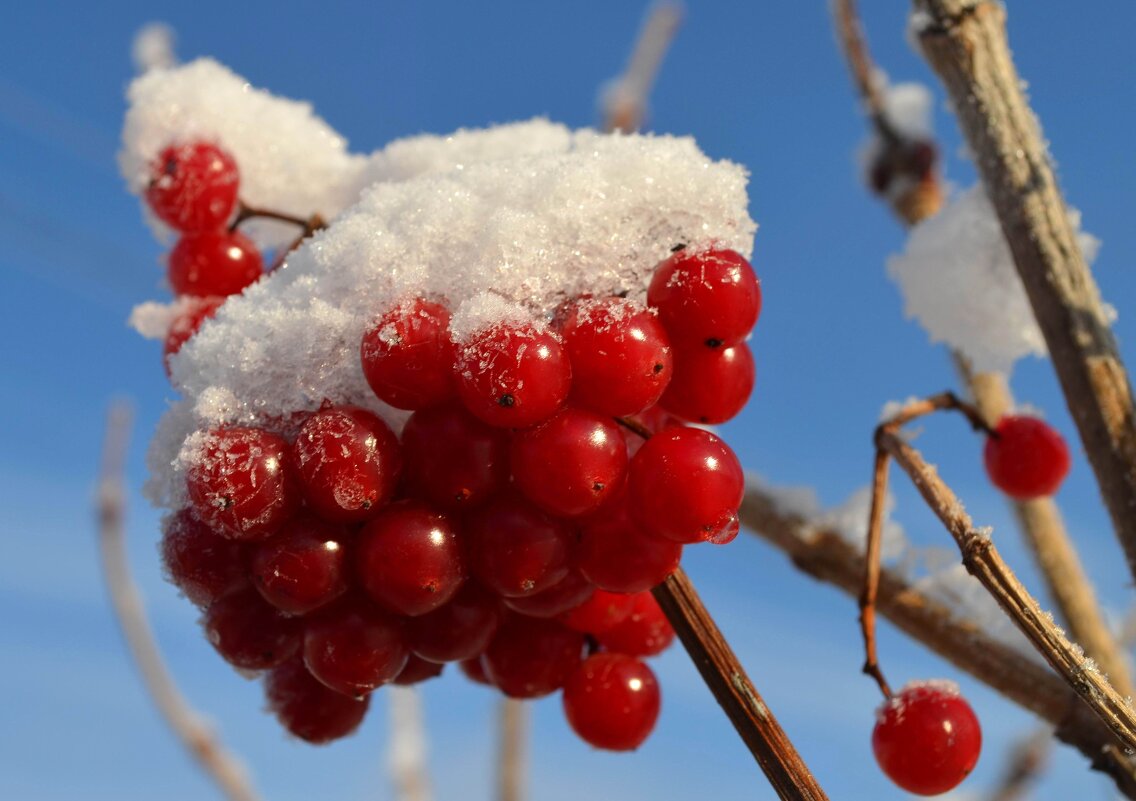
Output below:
[600,2,683,133]
[497,699,528,801]
[388,686,431,801]
[986,727,1052,801]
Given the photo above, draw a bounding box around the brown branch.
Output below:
[739,484,1136,797]
[388,686,431,801]
[859,448,894,699]
[830,0,895,142]
[96,402,260,801]
[912,0,1136,584]
[601,2,683,133]
[986,727,1053,801]
[497,698,527,801]
[652,569,830,801]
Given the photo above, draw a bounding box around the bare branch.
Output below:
[497,699,527,801]
[388,686,431,801]
[986,727,1053,801]
[830,0,893,140]
[96,402,260,801]
[601,3,683,133]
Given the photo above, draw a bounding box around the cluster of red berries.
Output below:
[144,141,265,374]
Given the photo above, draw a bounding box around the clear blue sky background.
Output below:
[2,2,1134,799]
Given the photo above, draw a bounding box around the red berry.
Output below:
[266,657,370,744]
[400,404,509,511]
[560,299,672,416]
[647,248,760,347]
[872,682,982,795]
[575,496,681,593]
[202,587,301,671]
[563,653,660,751]
[356,501,466,616]
[454,323,571,428]
[660,342,755,424]
[560,589,636,635]
[504,571,595,619]
[983,415,1071,499]
[146,142,239,233]
[392,654,446,686]
[409,584,502,663]
[597,591,674,657]
[628,427,744,544]
[292,406,401,523]
[510,408,627,517]
[459,656,494,686]
[361,298,456,410]
[250,513,349,616]
[303,601,409,696]
[168,230,263,297]
[163,296,224,376]
[483,614,585,698]
[186,427,298,541]
[467,495,573,598]
[159,509,246,608]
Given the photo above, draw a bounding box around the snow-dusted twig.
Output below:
[912,0,1136,584]
[496,699,527,801]
[831,0,894,142]
[96,403,260,801]
[985,727,1052,801]
[652,569,830,801]
[388,686,431,801]
[601,2,683,134]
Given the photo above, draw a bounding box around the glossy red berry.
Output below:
[628,426,744,543]
[202,587,301,671]
[467,495,573,598]
[303,601,409,696]
[563,653,660,751]
[266,657,370,744]
[356,501,466,616]
[459,656,493,686]
[163,296,224,376]
[872,682,982,795]
[597,591,674,657]
[483,614,585,698]
[146,142,239,233]
[361,298,456,410]
[250,513,349,616]
[560,299,672,416]
[510,408,627,517]
[560,590,635,635]
[983,415,1071,499]
[160,509,246,608]
[168,230,263,297]
[647,248,760,347]
[392,654,446,686]
[504,571,595,619]
[409,584,502,663]
[575,497,682,593]
[454,323,571,428]
[292,406,401,523]
[400,404,509,511]
[186,427,298,541]
[660,342,755,424]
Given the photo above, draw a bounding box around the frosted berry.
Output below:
[597,591,675,657]
[202,587,301,671]
[647,248,760,347]
[575,496,682,593]
[872,682,982,795]
[400,404,509,511]
[250,513,349,616]
[628,426,744,543]
[483,614,585,698]
[160,509,246,609]
[504,571,595,619]
[454,323,571,428]
[510,408,628,517]
[303,601,409,696]
[392,654,445,686]
[563,653,660,751]
[467,495,573,598]
[168,230,263,297]
[146,141,239,232]
[560,299,672,416]
[186,427,298,541]
[163,296,224,376]
[361,298,456,410]
[560,589,635,635]
[409,584,502,664]
[292,406,401,523]
[983,415,1071,499]
[266,657,370,744]
[660,342,755,424]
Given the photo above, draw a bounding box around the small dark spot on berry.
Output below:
[653,363,664,374]
[216,495,235,511]
[498,394,515,408]
[361,499,372,510]
[699,417,709,424]
[671,243,687,253]
[454,489,472,503]
[705,338,723,348]
[592,482,605,493]
[615,289,630,299]
[164,157,178,176]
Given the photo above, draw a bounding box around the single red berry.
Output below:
[872,681,982,795]
[597,591,674,657]
[356,501,466,616]
[560,299,672,416]
[159,509,246,609]
[250,513,349,616]
[510,408,628,517]
[575,495,682,593]
[454,323,571,428]
[265,657,370,744]
[983,415,1071,499]
[628,427,744,543]
[168,230,263,297]
[647,248,760,347]
[361,298,456,410]
[392,654,446,686]
[466,495,573,598]
[292,406,402,523]
[163,296,224,376]
[186,427,298,541]
[483,614,585,698]
[400,404,509,511]
[660,342,755,424]
[303,601,409,697]
[504,571,595,619]
[409,584,502,663]
[559,589,635,635]
[146,141,239,233]
[202,587,301,671]
[563,653,661,751]
[459,656,494,686]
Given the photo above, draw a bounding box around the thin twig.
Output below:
[986,727,1053,801]
[859,448,894,699]
[652,569,830,801]
[497,699,527,801]
[230,201,325,232]
[601,2,683,133]
[830,0,895,142]
[913,0,1136,584]
[268,213,327,273]
[96,402,260,801]
[388,686,431,801]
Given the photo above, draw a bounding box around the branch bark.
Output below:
[912,0,1136,582]
[497,699,527,801]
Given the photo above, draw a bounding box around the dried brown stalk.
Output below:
[96,403,260,801]
[912,0,1136,583]
[831,0,894,142]
[497,699,527,801]
[601,2,683,134]
[859,448,894,698]
[652,569,829,801]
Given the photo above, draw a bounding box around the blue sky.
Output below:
[2,1,1135,799]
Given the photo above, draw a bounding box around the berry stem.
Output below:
[651,568,830,801]
[496,698,528,801]
[859,448,893,700]
[614,415,654,441]
[96,403,260,801]
[830,0,899,146]
[230,199,327,235]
